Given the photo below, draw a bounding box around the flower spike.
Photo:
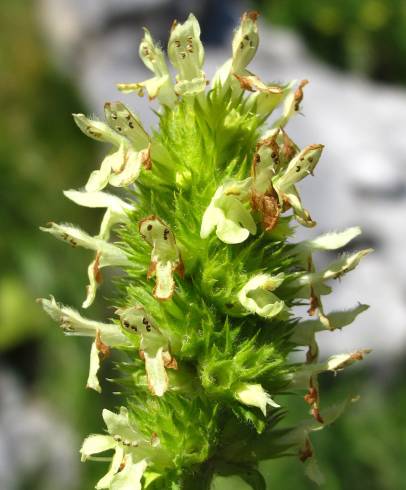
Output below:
[39,11,372,489]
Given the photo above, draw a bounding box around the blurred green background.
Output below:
[254,0,406,84]
[0,0,405,489]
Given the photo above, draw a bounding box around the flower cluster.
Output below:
[39,12,371,489]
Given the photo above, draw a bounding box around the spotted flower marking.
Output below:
[64,189,134,240]
[118,28,177,107]
[117,306,177,397]
[213,11,259,89]
[275,143,323,227]
[73,102,151,192]
[168,13,206,96]
[139,216,184,300]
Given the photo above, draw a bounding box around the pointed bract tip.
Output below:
[244,11,259,22]
[170,19,178,32]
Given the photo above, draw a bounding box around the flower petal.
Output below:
[110,455,148,490]
[64,189,133,213]
[80,434,116,461]
[291,304,369,347]
[200,181,256,244]
[174,77,208,97]
[273,79,309,128]
[139,216,183,300]
[153,260,175,301]
[118,28,176,107]
[117,305,167,354]
[274,144,324,192]
[96,445,125,489]
[40,222,130,263]
[215,213,251,244]
[144,347,169,397]
[104,102,150,151]
[85,154,115,192]
[231,11,259,73]
[251,81,295,118]
[72,113,121,146]
[109,146,151,188]
[296,249,373,297]
[289,227,362,261]
[102,407,143,443]
[86,340,102,393]
[200,204,223,239]
[37,296,129,346]
[64,189,134,240]
[288,350,371,389]
[238,273,285,318]
[234,73,283,95]
[235,383,279,416]
[282,186,316,228]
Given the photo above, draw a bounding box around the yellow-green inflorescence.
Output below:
[38,11,372,490]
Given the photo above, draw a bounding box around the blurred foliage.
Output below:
[0,1,114,489]
[254,0,406,84]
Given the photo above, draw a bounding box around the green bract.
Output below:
[38,11,371,490]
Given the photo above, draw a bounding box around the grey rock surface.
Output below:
[0,370,79,490]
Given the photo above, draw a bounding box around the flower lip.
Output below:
[139,215,184,300]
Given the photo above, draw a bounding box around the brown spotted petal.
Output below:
[139,216,184,300]
[234,73,283,95]
[117,28,176,107]
[117,306,176,397]
[273,79,309,128]
[251,191,280,232]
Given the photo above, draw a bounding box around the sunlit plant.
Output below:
[38,12,371,490]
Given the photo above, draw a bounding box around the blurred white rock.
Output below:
[0,370,79,490]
